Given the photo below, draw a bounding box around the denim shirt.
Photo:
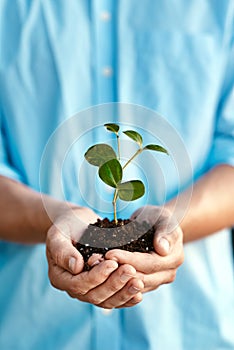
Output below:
[0,1,234,349]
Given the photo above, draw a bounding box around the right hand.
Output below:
[46,206,144,309]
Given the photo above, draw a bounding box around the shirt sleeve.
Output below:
[0,112,23,182]
[208,34,234,168]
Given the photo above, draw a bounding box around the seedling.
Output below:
[84,123,168,224]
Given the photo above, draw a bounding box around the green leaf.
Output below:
[104,123,120,134]
[123,130,143,147]
[117,180,145,201]
[99,159,122,188]
[84,144,117,166]
[144,144,169,155]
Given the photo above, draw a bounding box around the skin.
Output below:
[0,164,234,308]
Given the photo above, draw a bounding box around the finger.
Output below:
[49,259,119,296]
[116,292,143,308]
[47,258,74,292]
[130,207,144,220]
[84,264,137,305]
[46,226,84,274]
[136,269,177,293]
[130,205,183,257]
[98,278,144,309]
[130,205,163,223]
[105,249,171,274]
[87,253,104,267]
[48,258,118,294]
[76,207,101,224]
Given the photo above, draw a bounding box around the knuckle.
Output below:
[67,292,76,299]
[101,305,113,310]
[89,272,102,285]
[100,262,117,279]
[68,286,79,295]
[48,268,56,286]
[119,264,135,276]
[108,281,120,294]
[115,291,129,304]
[168,270,177,283]
[173,248,184,268]
[148,265,156,275]
[50,278,58,289]
[48,273,59,290]
[87,293,102,305]
[177,252,184,267]
[69,282,87,296]
[98,302,112,309]
[54,249,65,267]
[130,293,143,305]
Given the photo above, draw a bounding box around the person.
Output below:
[0,1,234,349]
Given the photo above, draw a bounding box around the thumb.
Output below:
[46,226,84,274]
[154,224,183,256]
[154,232,170,256]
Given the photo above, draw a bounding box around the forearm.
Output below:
[0,176,74,243]
[167,164,234,243]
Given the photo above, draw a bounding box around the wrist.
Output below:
[32,194,80,242]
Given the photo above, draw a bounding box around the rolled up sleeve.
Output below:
[0,113,23,182]
[208,36,234,168]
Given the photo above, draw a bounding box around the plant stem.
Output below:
[117,134,120,160]
[112,189,118,224]
[113,133,120,224]
[122,148,143,170]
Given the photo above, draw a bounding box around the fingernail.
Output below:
[159,237,170,253]
[90,259,102,267]
[69,257,76,272]
[129,286,141,294]
[120,273,134,283]
[92,253,103,259]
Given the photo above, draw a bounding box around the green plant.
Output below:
[85,123,168,224]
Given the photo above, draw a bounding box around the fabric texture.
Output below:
[0,1,234,349]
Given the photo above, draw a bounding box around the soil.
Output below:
[75,218,155,270]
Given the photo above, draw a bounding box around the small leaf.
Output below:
[99,159,122,188]
[104,123,119,134]
[144,144,169,155]
[123,130,143,147]
[117,180,145,201]
[85,144,117,166]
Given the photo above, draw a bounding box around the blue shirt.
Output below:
[1,1,234,349]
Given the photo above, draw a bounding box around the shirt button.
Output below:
[100,11,112,21]
[102,66,113,77]
[101,308,113,315]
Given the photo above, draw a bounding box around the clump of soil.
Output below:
[75,218,155,270]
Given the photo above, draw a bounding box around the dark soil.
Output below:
[75,218,155,270]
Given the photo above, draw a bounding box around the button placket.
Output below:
[92,0,116,104]
[100,11,112,22]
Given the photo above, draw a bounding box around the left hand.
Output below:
[105,205,184,304]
